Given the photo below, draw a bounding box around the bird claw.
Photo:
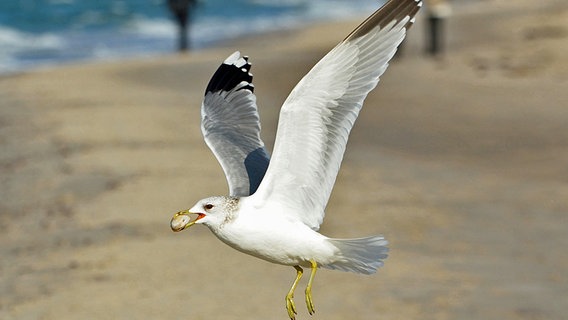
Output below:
[285,263,316,319]
[305,288,315,315]
[305,260,317,315]
[286,294,297,320]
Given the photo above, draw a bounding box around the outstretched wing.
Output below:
[251,0,422,229]
[202,52,270,197]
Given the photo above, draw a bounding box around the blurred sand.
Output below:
[1,0,567,319]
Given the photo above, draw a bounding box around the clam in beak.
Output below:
[170,210,204,232]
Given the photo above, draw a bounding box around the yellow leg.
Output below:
[305,260,317,315]
[286,266,303,320]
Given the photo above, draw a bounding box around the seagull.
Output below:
[170,0,422,318]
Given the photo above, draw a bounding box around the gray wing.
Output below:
[201,52,270,197]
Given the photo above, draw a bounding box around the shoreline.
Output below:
[4,0,566,80]
[0,0,388,78]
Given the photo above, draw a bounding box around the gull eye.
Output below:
[204,204,214,210]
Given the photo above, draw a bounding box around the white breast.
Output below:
[210,207,338,267]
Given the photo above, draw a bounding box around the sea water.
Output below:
[0,0,384,74]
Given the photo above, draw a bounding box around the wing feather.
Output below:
[202,52,270,196]
[251,0,422,229]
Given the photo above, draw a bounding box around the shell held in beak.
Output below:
[170,211,192,232]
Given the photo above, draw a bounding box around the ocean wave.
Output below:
[305,1,382,20]
[0,26,64,52]
[123,14,302,49]
[0,25,66,72]
[124,17,176,38]
[247,0,308,8]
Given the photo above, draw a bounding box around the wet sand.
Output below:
[1,0,567,319]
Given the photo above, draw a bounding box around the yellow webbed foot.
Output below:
[305,288,315,315]
[286,266,303,320]
[286,292,298,320]
[305,260,317,315]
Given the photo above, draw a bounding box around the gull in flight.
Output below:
[170,0,422,318]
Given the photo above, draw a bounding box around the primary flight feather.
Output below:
[170,1,422,318]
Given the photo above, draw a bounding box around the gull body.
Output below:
[170,0,423,318]
[191,196,336,269]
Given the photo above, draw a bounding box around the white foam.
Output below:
[0,25,64,52]
[248,0,308,7]
[0,25,66,72]
[125,17,176,38]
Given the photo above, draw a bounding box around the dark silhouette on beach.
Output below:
[167,0,197,51]
[425,0,451,56]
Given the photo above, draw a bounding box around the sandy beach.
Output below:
[1,0,567,319]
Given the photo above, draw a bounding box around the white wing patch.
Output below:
[251,0,422,230]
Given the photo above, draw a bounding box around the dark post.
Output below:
[167,0,197,51]
[427,15,442,55]
[425,0,451,56]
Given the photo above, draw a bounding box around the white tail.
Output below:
[323,236,389,274]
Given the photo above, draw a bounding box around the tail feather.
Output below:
[323,236,389,274]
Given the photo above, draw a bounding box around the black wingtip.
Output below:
[205,52,254,95]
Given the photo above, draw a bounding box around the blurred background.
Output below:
[1,0,567,319]
[0,0,388,73]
